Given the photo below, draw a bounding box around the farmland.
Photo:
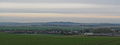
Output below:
[0,22,120,45]
[0,33,120,45]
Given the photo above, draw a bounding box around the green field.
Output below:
[0,33,120,45]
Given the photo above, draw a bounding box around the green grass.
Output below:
[0,33,120,45]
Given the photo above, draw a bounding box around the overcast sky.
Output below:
[0,0,120,23]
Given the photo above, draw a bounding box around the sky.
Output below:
[0,0,120,23]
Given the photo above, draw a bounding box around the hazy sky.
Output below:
[0,0,120,23]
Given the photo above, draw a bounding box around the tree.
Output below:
[92,28,112,33]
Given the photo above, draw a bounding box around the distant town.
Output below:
[0,22,120,36]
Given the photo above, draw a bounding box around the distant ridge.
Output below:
[0,22,120,27]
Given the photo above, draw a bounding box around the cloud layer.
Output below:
[0,0,120,23]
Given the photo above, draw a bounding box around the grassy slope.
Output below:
[0,33,120,45]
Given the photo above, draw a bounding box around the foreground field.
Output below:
[0,33,120,45]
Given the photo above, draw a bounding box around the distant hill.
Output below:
[0,22,120,27]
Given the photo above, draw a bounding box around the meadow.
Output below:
[0,33,120,45]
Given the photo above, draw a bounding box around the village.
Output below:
[0,27,120,36]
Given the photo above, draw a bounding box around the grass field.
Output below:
[0,33,120,45]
